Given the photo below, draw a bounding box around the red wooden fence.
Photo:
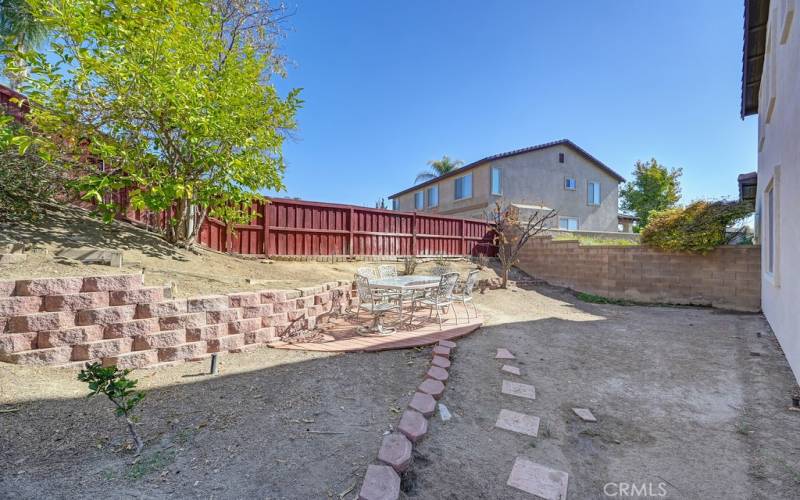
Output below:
[118,196,496,257]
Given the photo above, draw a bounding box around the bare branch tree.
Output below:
[487,200,557,288]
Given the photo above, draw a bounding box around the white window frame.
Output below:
[414,191,424,210]
[559,217,579,231]
[454,173,473,200]
[426,185,439,208]
[490,167,502,195]
[564,177,576,191]
[764,168,780,286]
[587,181,601,206]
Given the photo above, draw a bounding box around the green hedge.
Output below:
[641,200,752,253]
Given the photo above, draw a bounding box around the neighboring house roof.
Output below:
[738,171,758,203]
[389,139,625,199]
[0,83,29,121]
[741,0,770,118]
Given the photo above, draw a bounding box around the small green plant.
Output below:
[575,292,632,306]
[78,362,146,455]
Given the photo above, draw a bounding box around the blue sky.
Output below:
[270,0,757,207]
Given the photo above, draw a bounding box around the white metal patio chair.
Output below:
[452,269,479,320]
[378,264,398,278]
[409,272,460,329]
[354,273,402,335]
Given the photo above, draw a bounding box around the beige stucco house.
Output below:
[389,140,626,232]
[742,0,798,381]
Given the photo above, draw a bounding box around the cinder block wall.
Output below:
[0,274,354,367]
[517,237,761,311]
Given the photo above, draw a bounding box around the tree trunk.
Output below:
[501,266,509,289]
[126,417,144,456]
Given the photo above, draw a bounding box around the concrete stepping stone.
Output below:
[431,355,451,369]
[495,409,540,437]
[426,366,449,382]
[397,409,428,443]
[359,464,401,500]
[502,380,536,400]
[432,345,451,358]
[418,378,445,399]
[408,391,436,417]
[501,364,520,375]
[506,457,568,500]
[572,408,597,422]
[377,432,413,472]
[496,348,515,359]
[438,339,456,349]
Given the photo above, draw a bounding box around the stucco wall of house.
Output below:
[392,144,621,231]
[756,0,799,382]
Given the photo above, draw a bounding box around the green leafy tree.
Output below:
[415,155,464,184]
[620,159,682,227]
[4,0,301,247]
[78,363,146,455]
[0,0,49,88]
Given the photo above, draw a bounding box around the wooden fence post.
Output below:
[459,219,465,256]
[411,212,418,256]
[225,222,233,254]
[262,201,270,257]
[348,207,355,256]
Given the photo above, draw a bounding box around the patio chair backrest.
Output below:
[463,269,479,297]
[357,266,377,279]
[354,273,373,303]
[432,272,459,301]
[378,265,398,279]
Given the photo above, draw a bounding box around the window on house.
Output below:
[414,191,424,210]
[587,181,601,205]
[491,167,502,195]
[426,185,439,207]
[559,217,578,231]
[559,152,565,163]
[766,182,775,274]
[564,177,576,190]
[454,173,473,200]
[392,199,399,211]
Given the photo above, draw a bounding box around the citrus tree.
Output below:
[3,0,300,247]
[620,159,682,228]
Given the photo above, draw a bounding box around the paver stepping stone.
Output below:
[426,366,449,382]
[431,355,451,369]
[432,345,451,358]
[495,409,540,437]
[496,348,515,359]
[501,364,520,375]
[507,457,569,500]
[397,410,428,443]
[359,464,401,500]
[377,432,413,472]
[572,408,597,422]
[418,378,445,399]
[438,339,456,349]
[408,391,436,417]
[502,380,536,400]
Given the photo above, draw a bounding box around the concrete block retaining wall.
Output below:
[517,236,761,312]
[0,274,354,368]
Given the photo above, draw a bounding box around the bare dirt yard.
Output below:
[0,205,495,297]
[409,285,800,500]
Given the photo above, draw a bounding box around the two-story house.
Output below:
[388,139,625,232]
[741,0,798,381]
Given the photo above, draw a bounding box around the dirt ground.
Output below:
[0,206,494,297]
[0,345,432,499]
[409,285,800,499]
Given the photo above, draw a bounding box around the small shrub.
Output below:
[402,256,418,275]
[431,257,451,276]
[472,254,490,269]
[78,363,146,455]
[641,200,752,253]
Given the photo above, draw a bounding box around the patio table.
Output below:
[368,275,441,325]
